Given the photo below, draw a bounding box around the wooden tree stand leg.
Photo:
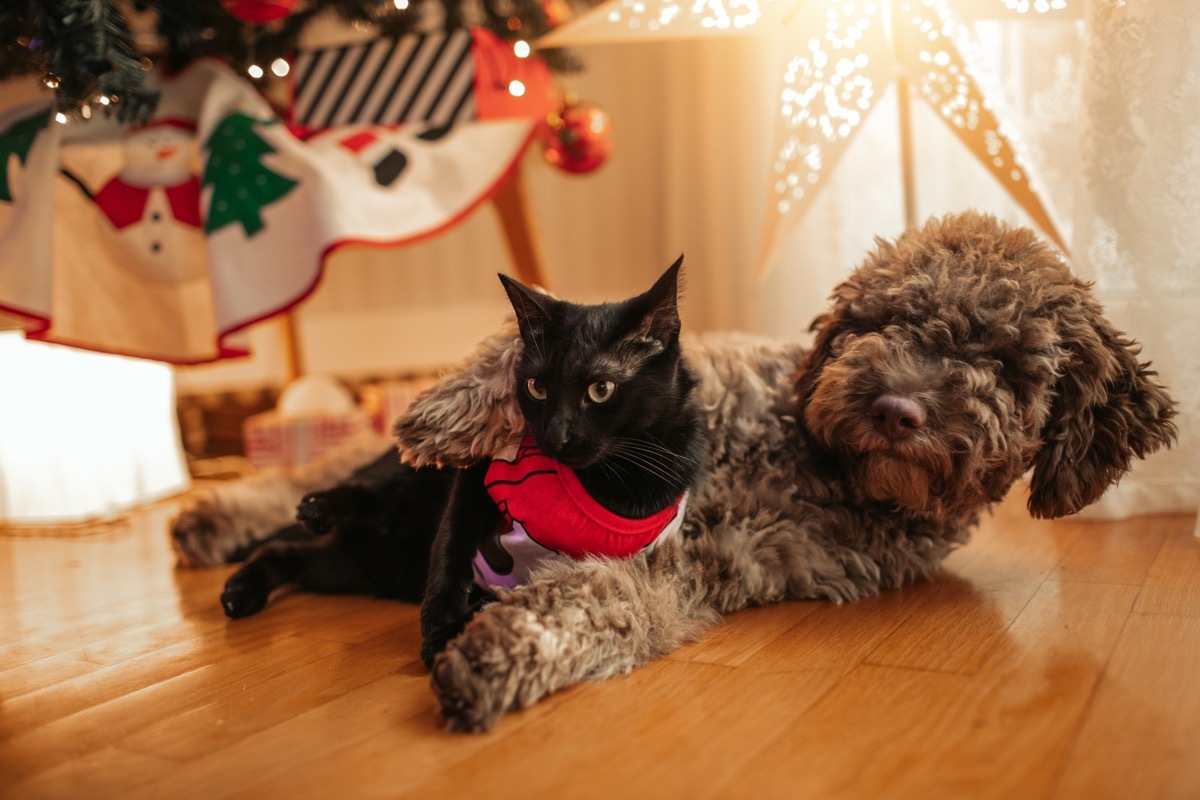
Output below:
[490,164,550,289]
[279,311,303,383]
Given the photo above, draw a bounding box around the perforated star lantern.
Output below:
[539,0,1076,275]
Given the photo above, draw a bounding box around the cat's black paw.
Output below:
[421,632,452,670]
[420,598,469,669]
[296,492,335,534]
[221,567,270,619]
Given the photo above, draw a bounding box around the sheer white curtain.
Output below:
[1069,0,1199,520]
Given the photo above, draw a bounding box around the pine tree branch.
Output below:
[1,0,596,124]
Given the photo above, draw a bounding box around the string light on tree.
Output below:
[509,80,526,97]
[515,40,532,58]
[247,63,265,79]
[590,0,767,33]
[3,0,593,125]
[270,58,290,77]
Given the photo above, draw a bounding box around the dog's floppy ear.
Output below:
[392,319,528,468]
[1027,290,1177,518]
[793,307,839,404]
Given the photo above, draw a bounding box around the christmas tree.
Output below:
[0,0,595,125]
[203,113,297,237]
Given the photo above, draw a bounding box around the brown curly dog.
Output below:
[391,211,1176,731]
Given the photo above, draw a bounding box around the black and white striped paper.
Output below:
[292,30,476,130]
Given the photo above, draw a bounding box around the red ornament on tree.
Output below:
[220,0,299,24]
[542,100,612,175]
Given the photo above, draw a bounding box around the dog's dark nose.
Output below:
[871,394,926,441]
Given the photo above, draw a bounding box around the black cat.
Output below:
[219,260,707,667]
[419,258,706,664]
[218,449,450,616]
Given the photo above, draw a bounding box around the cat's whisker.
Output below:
[607,444,689,480]
[643,432,704,467]
[596,459,635,496]
[608,437,702,471]
[604,443,687,487]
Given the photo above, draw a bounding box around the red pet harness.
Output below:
[473,437,688,592]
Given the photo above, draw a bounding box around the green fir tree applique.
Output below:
[0,109,51,203]
[203,113,298,237]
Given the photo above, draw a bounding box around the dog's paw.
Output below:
[430,644,508,733]
[220,567,270,619]
[428,605,548,733]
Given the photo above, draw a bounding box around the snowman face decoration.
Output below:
[91,120,207,284]
[120,125,195,188]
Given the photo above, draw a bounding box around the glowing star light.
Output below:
[538,0,1075,275]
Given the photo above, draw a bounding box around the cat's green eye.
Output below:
[525,378,547,401]
[587,380,616,404]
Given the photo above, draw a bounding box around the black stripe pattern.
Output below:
[292,30,476,130]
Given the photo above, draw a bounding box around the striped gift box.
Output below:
[292,29,476,130]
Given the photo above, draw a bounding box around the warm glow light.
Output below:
[53,112,67,124]
[248,63,265,79]
[98,95,111,106]
[271,58,290,77]
[540,0,771,44]
[537,0,1072,274]
[514,40,532,58]
[509,80,526,96]
[394,0,409,8]
[0,333,189,523]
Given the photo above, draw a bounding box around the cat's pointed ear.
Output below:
[498,273,550,339]
[632,255,684,345]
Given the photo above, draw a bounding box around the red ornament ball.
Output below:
[542,101,613,175]
[220,0,299,24]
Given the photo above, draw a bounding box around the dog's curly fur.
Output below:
[394,212,1177,731]
[170,212,1176,733]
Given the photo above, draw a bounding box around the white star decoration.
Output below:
[540,0,1075,275]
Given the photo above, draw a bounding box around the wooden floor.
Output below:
[1,492,1198,800]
